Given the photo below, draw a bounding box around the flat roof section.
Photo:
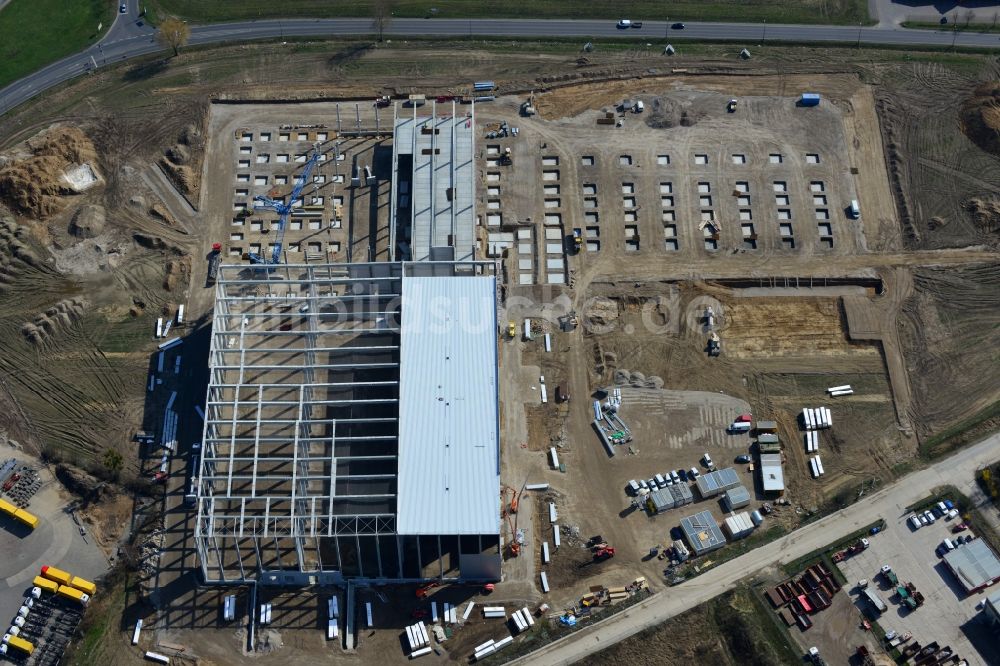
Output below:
[680,509,726,555]
[393,103,476,264]
[943,538,1000,592]
[759,453,786,492]
[396,275,500,535]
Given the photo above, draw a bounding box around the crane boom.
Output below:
[249,151,321,265]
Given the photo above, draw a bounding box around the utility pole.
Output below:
[857,22,862,48]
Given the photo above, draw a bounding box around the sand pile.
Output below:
[960,82,1000,155]
[0,127,99,218]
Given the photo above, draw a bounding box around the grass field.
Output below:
[0,0,111,88]
[149,0,871,26]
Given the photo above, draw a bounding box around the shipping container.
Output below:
[41,565,72,586]
[800,93,821,106]
[56,585,90,605]
[32,576,58,594]
[6,635,34,655]
[144,651,170,664]
[0,498,16,515]
[69,576,97,596]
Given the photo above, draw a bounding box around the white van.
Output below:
[627,480,641,495]
[654,474,667,489]
[908,514,922,530]
[848,200,860,218]
[943,538,956,551]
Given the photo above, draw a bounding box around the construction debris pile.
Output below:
[0,126,99,218]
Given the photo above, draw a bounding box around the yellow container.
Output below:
[12,508,38,529]
[41,565,72,586]
[32,575,58,593]
[6,635,34,655]
[69,576,97,596]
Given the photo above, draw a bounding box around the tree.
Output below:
[157,18,191,57]
[372,0,394,42]
[102,448,124,479]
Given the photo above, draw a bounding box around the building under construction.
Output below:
[194,99,499,585]
[194,261,501,585]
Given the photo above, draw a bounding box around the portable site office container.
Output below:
[827,385,851,393]
[405,625,417,649]
[329,619,339,640]
[475,645,496,660]
[523,319,533,340]
[329,596,339,618]
[443,603,450,623]
[553,524,561,547]
[522,607,535,626]
[463,602,475,621]
[815,457,825,475]
[550,447,560,469]
[800,93,821,106]
[540,571,550,592]
[593,400,602,421]
[824,408,833,428]
[810,458,820,478]
[411,646,432,658]
[132,619,143,645]
[474,640,496,653]
[431,601,438,622]
[366,602,374,627]
[494,636,514,650]
[542,542,550,563]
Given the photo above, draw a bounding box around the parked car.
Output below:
[923,510,936,524]
[670,470,680,484]
[918,513,929,526]
[908,514,922,530]
[627,480,641,495]
[702,453,713,468]
[638,479,649,490]
[735,454,752,464]
[689,467,700,479]
[952,522,969,533]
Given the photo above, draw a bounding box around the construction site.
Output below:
[0,35,998,666]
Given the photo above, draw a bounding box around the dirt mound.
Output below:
[166,143,191,165]
[21,297,87,345]
[963,197,1000,233]
[159,156,194,195]
[69,204,106,238]
[645,97,702,129]
[163,256,191,292]
[148,202,179,229]
[0,216,40,293]
[0,127,99,218]
[960,82,1000,155]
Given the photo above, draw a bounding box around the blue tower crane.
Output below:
[248,151,321,265]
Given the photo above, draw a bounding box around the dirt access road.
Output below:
[508,428,1000,666]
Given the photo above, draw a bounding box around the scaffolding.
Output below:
[195,261,500,584]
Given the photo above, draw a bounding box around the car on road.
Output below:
[735,454,752,464]
[120,3,127,12]
[672,22,686,29]
[617,19,632,28]
[631,21,643,28]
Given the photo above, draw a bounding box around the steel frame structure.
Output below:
[194,261,499,584]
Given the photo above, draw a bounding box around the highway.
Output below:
[2,7,1000,117]
[508,430,1000,665]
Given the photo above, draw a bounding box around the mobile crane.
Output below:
[246,150,321,265]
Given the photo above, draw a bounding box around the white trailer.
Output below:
[523,319,533,340]
[826,384,851,393]
[522,607,535,626]
[549,503,557,523]
[816,456,825,476]
[542,541,550,564]
[810,458,820,478]
[550,447,560,469]
[540,571,550,592]
[410,646,432,659]
[552,524,561,548]
[462,602,475,621]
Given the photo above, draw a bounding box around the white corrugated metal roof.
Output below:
[943,539,1000,592]
[396,275,500,535]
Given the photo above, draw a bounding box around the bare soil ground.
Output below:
[576,586,800,666]
[0,35,996,666]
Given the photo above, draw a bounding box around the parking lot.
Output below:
[837,505,994,665]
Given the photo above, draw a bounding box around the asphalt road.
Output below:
[507,430,1000,666]
[2,12,1000,117]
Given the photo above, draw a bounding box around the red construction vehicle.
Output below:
[415,582,439,599]
[593,547,616,561]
